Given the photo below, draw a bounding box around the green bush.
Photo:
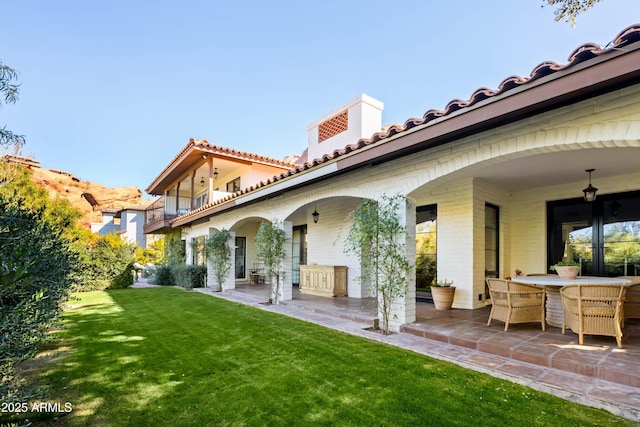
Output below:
[0,194,77,403]
[153,264,206,289]
[109,262,135,290]
[171,265,207,289]
[155,265,174,286]
[77,234,136,291]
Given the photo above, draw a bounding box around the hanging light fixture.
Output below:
[312,205,319,224]
[582,169,598,202]
[214,168,218,180]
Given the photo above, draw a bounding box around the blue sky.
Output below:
[2,1,638,196]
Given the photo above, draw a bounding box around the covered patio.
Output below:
[225,282,640,386]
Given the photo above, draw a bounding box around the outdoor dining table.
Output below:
[510,276,631,327]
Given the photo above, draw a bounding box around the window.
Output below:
[485,204,499,278]
[227,177,241,193]
[194,193,207,209]
[416,205,437,289]
[235,237,246,279]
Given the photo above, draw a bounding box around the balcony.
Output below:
[144,190,233,234]
[144,197,189,234]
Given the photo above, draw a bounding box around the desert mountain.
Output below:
[26,161,151,228]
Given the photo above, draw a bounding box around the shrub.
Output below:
[108,262,135,290]
[155,265,174,286]
[77,234,136,291]
[171,264,207,289]
[0,194,77,403]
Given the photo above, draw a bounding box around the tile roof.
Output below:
[172,23,640,224]
[191,138,295,168]
[146,138,295,194]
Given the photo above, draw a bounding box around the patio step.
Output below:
[400,319,640,389]
[280,299,379,329]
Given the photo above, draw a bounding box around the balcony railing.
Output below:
[144,191,233,233]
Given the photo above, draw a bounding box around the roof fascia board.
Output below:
[146,144,196,194]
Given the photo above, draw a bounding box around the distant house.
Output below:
[144,24,640,331]
[92,206,153,248]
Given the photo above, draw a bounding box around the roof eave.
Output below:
[336,40,640,171]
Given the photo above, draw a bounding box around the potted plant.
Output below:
[550,261,580,280]
[431,279,455,310]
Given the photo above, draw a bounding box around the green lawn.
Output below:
[17,287,633,426]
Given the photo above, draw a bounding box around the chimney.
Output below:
[306,94,383,161]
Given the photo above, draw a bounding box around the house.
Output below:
[92,206,152,248]
[145,24,640,331]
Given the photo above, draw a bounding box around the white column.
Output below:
[387,197,417,332]
[280,221,294,301]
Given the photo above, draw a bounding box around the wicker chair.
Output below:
[560,284,627,348]
[486,278,546,331]
[617,276,640,321]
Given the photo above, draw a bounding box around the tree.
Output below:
[343,194,413,334]
[164,229,186,265]
[543,0,602,23]
[255,220,288,304]
[135,237,165,266]
[206,229,233,291]
[78,233,136,291]
[0,62,25,151]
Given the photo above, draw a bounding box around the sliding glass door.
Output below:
[548,191,640,277]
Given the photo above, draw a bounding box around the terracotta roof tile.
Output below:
[172,23,640,225]
[147,138,295,193]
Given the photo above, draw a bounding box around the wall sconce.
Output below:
[582,168,598,202]
[200,176,205,187]
[214,168,218,180]
[312,205,319,224]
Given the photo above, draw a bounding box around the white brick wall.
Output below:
[178,84,640,321]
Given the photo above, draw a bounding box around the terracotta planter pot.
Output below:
[554,266,580,280]
[431,286,456,310]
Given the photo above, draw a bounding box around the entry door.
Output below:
[548,191,640,277]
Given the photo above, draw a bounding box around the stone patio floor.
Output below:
[135,280,640,421]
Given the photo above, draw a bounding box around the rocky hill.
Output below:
[28,163,151,229]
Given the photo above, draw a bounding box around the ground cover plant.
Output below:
[16,287,633,426]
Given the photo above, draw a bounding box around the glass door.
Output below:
[548,191,640,277]
[291,226,307,285]
[602,197,640,276]
[235,237,246,279]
